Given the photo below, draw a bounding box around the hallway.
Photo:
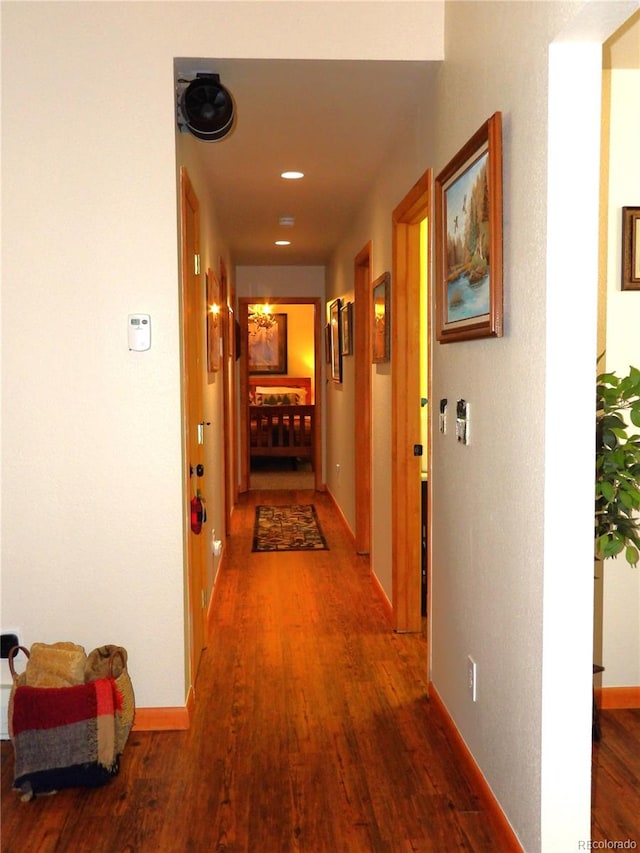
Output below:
[2,490,638,851]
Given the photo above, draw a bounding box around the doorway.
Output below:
[391,170,431,634]
[220,259,238,534]
[238,297,323,493]
[179,167,207,689]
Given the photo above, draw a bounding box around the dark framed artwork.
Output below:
[206,268,221,373]
[435,111,503,343]
[340,301,353,356]
[248,312,288,374]
[329,298,342,382]
[622,206,640,291]
[372,272,390,363]
[325,323,331,364]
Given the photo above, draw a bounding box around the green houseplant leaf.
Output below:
[595,365,640,568]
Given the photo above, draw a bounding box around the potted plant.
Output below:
[595,364,640,567]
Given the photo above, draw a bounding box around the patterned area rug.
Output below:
[252,504,328,552]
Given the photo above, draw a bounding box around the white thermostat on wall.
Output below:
[128,314,151,351]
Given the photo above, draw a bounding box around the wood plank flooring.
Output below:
[2,489,639,851]
[592,707,640,844]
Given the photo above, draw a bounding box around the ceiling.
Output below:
[175,58,440,266]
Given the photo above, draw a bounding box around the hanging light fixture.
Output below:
[248,303,277,331]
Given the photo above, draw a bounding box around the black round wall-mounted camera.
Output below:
[180,73,235,142]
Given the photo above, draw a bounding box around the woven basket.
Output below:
[9,644,135,755]
[107,649,135,755]
[7,646,29,741]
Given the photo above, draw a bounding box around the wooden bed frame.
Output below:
[248,376,315,464]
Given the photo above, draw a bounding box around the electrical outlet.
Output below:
[467,655,477,702]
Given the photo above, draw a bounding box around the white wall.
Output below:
[237,266,325,302]
[601,31,640,687]
[429,5,574,847]
[0,1,443,708]
[431,5,638,852]
[324,3,638,851]
[325,74,437,593]
[2,2,188,707]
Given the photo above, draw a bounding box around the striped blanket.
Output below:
[11,677,122,797]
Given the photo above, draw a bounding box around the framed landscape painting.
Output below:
[435,112,503,343]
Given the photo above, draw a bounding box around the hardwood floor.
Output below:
[592,707,640,844]
[2,490,639,852]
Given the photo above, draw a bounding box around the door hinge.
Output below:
[194,253,201,276]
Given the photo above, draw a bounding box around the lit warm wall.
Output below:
[237,270,325,395]
[601,17,640,689]
[245,303,316,394]
[280,304,316,389]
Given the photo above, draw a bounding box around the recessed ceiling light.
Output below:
[278,215,295,227]
[275,240,291,246]
[281,171,304,180]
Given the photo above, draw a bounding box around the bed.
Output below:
[248,376,315,466]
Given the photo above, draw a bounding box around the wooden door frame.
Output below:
[220,259,237,533]
[354,243,372,554]
[238,296,323,492]
[392,170,431,633]
[179,167,206,688]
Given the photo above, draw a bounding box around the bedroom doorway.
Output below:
[238,297,323,492]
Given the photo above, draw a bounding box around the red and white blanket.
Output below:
[11,677,122,797]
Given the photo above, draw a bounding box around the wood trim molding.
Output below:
[391,171,430,632]
[371,570,394,625]
[207,550,226,636]
[238,297,322,492]
[428,684,524,852]
[599,686,640,709]
[133,702,192,732]
[326,487,356,545]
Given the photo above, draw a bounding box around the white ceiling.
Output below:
[175,58,440,266]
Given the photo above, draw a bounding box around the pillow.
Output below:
[255,391,304,406]
[254,385,307,405]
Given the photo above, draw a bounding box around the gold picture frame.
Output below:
[372,273,390,363]
[329,299,342,382]
[622,206,640,291]
[206,268,221,373]
[435,112,503,343]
